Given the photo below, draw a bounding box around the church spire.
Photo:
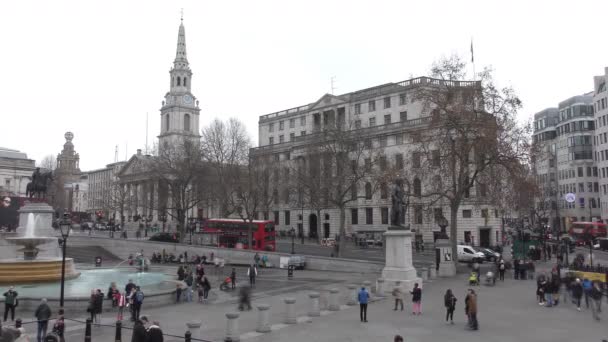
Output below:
[174,15,188,69]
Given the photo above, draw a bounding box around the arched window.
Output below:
[365,182,372,200]
[183,77,187,87]
[413,178,422,196]
[184,114,191,131]
[351,182,358,200]
[165,114,170,131]
[177,77,181,86]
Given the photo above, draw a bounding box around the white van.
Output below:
[457,245,485,263]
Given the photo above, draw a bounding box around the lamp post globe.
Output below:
[58,210,71,309]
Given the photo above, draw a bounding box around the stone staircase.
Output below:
[66,246,123,265]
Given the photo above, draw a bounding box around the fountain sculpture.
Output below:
[0,202,79,283]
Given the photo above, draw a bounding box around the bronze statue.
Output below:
[390,178,406,227]
[26,168,53,198]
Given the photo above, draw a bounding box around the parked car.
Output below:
[288,255,306,270]
[149,232,180,243]
[457,245,485,263]
[474,247,500,262]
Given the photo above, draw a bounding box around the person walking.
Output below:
[247,264,258,286]
[87,289,97,322]
[465,289,478,330]
[358,286,369,322]
[52,309,66,342]
[133,286,144,321]
[184,273,193,302]
[116,291,126,321]
[147,320,164,342]
[392,286,404,311]
[230,268,237,289]
[202,275,211,300]
[590,281,603,321]
[131,316,147,342]
[410,283,422,315]
[34,298,52,342]
[444,289,457,324]
[94,289,104,324]
[582,278,592,309]
[571,278,584,311]
[3,285,18,322]
[498,260,506,281]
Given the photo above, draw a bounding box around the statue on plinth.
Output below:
[390,178,407,228]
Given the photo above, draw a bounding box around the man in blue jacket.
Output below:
[358,286,369,322]
[582,278,592,308]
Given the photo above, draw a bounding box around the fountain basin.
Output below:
[5,237,58,260]
[0,257,79,283]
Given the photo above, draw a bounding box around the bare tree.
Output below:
[146,138,207,242]
[37,154,57,171]
[201,118,251,217]
[104,182,132,225]
[228,155,277,249]
[412,54,530,260]
[290,122,387,256]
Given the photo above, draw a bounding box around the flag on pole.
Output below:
[470,38,474,63]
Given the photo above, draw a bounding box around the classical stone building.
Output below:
[116,19,211,227]
[52,132,83,211]
[0,147,35,196]
[250,77,503,247]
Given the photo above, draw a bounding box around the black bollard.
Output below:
[185,331,192,342]
[115,320,122,342]
[84,318,92,342]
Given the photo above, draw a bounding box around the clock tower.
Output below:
[158,17,201,149]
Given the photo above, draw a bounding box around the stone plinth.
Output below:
[435,238,456,277]
[381,226,421,292]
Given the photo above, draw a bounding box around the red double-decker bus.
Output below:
[203,218,276,251]
[568,221,608,245]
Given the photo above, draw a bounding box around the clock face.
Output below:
[183,95,193,104]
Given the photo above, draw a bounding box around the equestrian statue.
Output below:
[26,168,54,199]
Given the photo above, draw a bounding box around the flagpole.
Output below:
[471,37,476,82]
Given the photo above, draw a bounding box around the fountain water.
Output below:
[0,202,79,282]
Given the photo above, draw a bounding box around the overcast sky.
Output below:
[2,0,607,171]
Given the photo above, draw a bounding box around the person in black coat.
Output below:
[147,321,164,342]
[131,317,147,342]
[571,278,584,311]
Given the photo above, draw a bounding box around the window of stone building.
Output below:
[400,111,408,121]
[269,123,274,132]
[269,137,274,145]
[381,207,389,224]
[279,135,284,143]
[351,183,358,200]
[369,117,376,127]
[351,208,358,225]
[413,178,421,196]
[290,118,295,128]
[366,208,373,224]
[462,210,472,218]
[414,205,423,224]
[184,113,191,131]
[279,121,284,130]
[300,116,306,126]
[365,182,372,199]
[380,183,388,199]
[412,152,421,168]
[369,100,376,112]
[355,120,361,129]
[290,133,295,141]
[384,97,391,109]
[399,93,407,105]
[396,134,403,145]
[165,114,170,131]
[285,211,291,225]
[379,136,387,147]
[384,114,392,125]
[274,211,280,225]
[354,103,361,115]
[395,153,404,169]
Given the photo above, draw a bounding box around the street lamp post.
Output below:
[58,210,72,309]
[290,227,295,254]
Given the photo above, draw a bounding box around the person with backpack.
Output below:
[247,264,258,286]
[392,286,404,311]
[3,286,18,322]
[133,287,144,321]
[444,289,457,324]
[410,283,422,315]
[358,286,369,322]
[498,260,506,281]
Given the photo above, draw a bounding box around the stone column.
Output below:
[381,227,422,290]
[376,279,386,297]
[283,298,297,324]
[308,292,320,317]
[150,181,157,221]
[346,285,357,306]
[186,321,202,340]
[224,312,240,342]
[256,304,271,333]
[329,288,340,311]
